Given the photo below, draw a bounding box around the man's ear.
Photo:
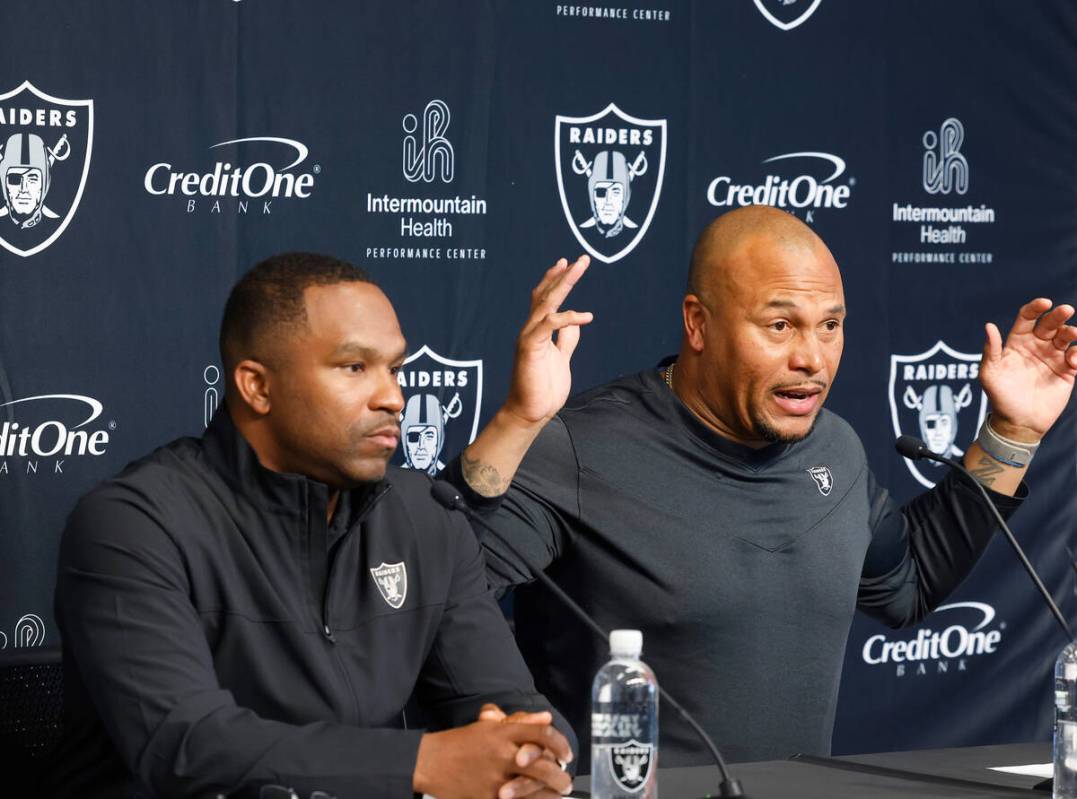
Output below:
[682,294,708,353]
[232,359,272,416]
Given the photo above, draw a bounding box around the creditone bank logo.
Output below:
[861,602,1004,678]
[0,393,113,475]
[706,151,853,223]
[555,102,667,264]
[753,0,823,31]
[0,81,93,258]
[144,136,319,215]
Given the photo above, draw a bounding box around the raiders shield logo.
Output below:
[806,466,833,496]
[0,82,93,258]
[752,0,824,31]
[555,103,666,264]
[889,340,987,489]
[370,562,408,609]
[608,739,655,794]
[393,345,482,475]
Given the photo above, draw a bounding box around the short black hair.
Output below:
[219,251,373,374]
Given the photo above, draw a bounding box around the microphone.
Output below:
[430,480,747,799]
[895,435,1074,642]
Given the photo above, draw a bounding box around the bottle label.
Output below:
[591,702,649,743]
[606,739,655,794]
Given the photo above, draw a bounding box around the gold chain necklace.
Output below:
[664,362,676,390]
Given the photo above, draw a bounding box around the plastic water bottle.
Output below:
[591,629,659,799]
[1056,642,1077,798]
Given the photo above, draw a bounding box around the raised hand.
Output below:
[503,255,593,426]
[980,298,1077,441]
[459,256,593,497]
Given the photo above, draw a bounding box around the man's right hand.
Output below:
[412,718,574,799]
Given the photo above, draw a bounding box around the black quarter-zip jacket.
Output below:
[44,409,572,799]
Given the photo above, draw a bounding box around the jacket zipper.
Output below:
[321,484,393,725]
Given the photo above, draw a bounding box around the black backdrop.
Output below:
[1,0,1075,757]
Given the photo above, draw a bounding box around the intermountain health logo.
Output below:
[144,136,319,215]
[555,103,667,264]
[891,117,996,266]
[888,340,987,488]
[0,81,93,258]
[364,99,488,262]
[393,346,482,475]
[0,613,47,649]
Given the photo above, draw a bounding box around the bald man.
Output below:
[442,206,1077,766]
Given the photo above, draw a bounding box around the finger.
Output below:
[515,742,545,768]
[507,723,574,764]
[1034,304,1076,340]
[504,711,553,726]
[1067,346,1077,371]
[479,703,507,722]
[555,324,581,360]
[516,757,573,795]
[1008,298,1053,337]
[534,255,590,314]
[1052,325,1077,351]
[498,776,547,799]
[983,322,1002,365]
[522,311,594,349]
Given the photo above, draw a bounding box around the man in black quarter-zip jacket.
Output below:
[43,251,594,799]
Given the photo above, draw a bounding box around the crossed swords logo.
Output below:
[0,132,71,221]
[571,148,647,231]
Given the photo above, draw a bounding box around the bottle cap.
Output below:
[610,629,643,657]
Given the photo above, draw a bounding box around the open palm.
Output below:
[504,256,593,425]
[980,298,1077,438]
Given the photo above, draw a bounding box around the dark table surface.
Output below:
[573,741,1053,798]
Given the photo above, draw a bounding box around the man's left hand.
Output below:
[479,704,572,799]
[980,298,1077,442]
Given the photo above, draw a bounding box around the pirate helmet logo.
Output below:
[0,82,93,258]
[556,103,666,264]
[608,739,655,794]
[394,345,482,475]
[806,466,833,496]
[369,562,408,609]
[889,341,987,488]
[752,0,824,31]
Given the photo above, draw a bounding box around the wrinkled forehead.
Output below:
[710,235,844,310]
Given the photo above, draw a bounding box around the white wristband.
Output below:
[976,414,1040,468]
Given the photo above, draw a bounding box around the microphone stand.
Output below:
[431,481,746,799]
[896,436,1074,642]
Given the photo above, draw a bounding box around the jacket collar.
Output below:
[201,405,387,518]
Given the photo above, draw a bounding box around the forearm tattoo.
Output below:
[969,454,1005,488]
[461,451,510,497]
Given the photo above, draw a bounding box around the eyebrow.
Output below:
[763,299,845,315]
[332,341,409,361]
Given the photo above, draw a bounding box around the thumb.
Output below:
[555,324,581,360]
[983,322,1003,365]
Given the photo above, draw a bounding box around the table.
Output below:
[572,742,1053,798]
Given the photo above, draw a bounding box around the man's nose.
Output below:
[789,332,825,374]
[374,371,405,415]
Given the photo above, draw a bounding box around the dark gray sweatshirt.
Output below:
[443,366,1023,766]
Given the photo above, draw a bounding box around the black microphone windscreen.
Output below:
[430,480,464,511]
[895,435,927,460]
